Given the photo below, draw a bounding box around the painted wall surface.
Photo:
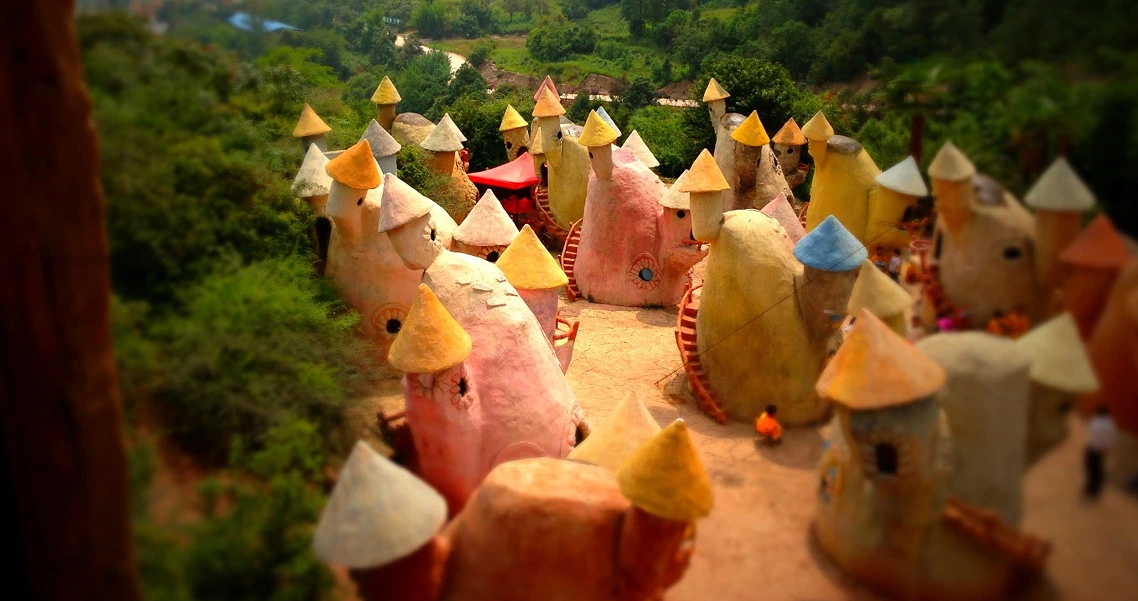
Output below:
[697,211,828,424]
[575,150,706,307]
[804,136,881,244]
[1083,260,1138,433]
[921,175,1041,329]
[324,181,427,368]
[408,251,585,511]
[539,116,591,228]
[517,287,558,341]
[502,127,528,161]
[867,188,917,250]
[437,458,690,601]
[710,113,791,211]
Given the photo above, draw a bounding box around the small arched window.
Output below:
[875,442,898,476]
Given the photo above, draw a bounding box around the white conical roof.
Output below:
[659,170,691,209]
[875,156,928,196]
[378,173,437,232]
[292,143,332,197]
[1016,312,1100,393]
[453,189,520,247]
[1025,157,1096,212]
[621,131,660,169]
[313,441,446,568]
[567,392,661,471]
[420,114,465,152]
[359,119,402,159]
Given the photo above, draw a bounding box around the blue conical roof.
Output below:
[596,106,621,138]
[793,215,867,272]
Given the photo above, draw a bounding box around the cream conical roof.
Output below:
[495,224,568,290]
[876,156,928,197]
[499,104,528,131]
[420,114,465,152]
[616,419,713,522]
[1025,157,1096,212]
[1016,313,1100,393]
[370,76,402,105]
[578,110,619,147]
[760,193,806,242]
[533,87,566,118]
[928,141,976,182]
[680,149,730,193]
[293,103,332,137]
[773,118,807,146]
[801,111,834,141]
[529,124,544,155]
[816,309,946,409]
[533,75,560,102]
[596,106,622,137]
[378,172,436,232]
[453,189,520,247]
[621,131,659,169]
[1059,214,1133,269]
[847,260,913,319]
[292,143,332,197]
[313,440,446,568]
[359,119,402,160]
[326,140,380,190]
[702,78,730,102]
[659,170,691,210]
[389,284,472,373]
[731,111,771,147]
[567,392,661,471]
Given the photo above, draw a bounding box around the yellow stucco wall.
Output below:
[805,137,882,246]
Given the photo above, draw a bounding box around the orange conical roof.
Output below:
[293,103,332,137]
[731,111,771,147]
[495,225,568,290]
[1059,214,1133,270]
[325,140,381,190]
[616,419,713,521]
[816,309,946,410]
[533,87,566,118]
[680,149,730,193]
[773,118,806,146]
[388,284,472,374]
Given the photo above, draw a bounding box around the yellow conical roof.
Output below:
[679,149,730,193]
[1016,313,1100,393]
[816,309,946,410]
[801,111,833,141]
[616,419,713,522]
[773,118,807,146]
[1025,157,1096,212]
[533,87,566,118]
[702,78,730,102]
[529,125,544,155]
[495,224,568,290]
[389,285,472,374]
[847,260,913,320]
[293,103,332,137]
[499,104,528,131]
[578,110,619,147]
[731,111,771,147]
[370,76,402,105]
[567,392,661,471]
[928,141,976,182]
[325,140,381,190]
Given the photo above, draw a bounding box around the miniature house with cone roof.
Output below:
[421,113,466,153]
[313,440,447,568]
[621,130,659,169]
[1025,157,1095,212]
[371,76,402,132]
[359,118,402,175]
[533,87,567,117]
[326,140,381,190]
[496,224,574,352]
[567,392,661,471]
[658,170,690,210]
[571,115,707,307]
[533,82,591,229]
[388,284,472,374]
[616,419,713,522]
[846,260,913,335]
[703,84,791,211]
[499,104,530,161]
[418,113,477,220]
[772,118,809,193]
[451,189,519,262]
[1058,214,1133,336]
[794,215,868,273]
[499,104,528,132]
[876,156,928,197]
[293,143,332,201]
[293,103,332,151]
[533,75,559,102]
[801,111,834,140]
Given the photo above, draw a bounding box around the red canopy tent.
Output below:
[467,152,540,218]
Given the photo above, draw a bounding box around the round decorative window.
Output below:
[371,303,409,340]
[628,253,661,291]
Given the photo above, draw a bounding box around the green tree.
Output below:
[412,0,449,38]
[567,92,593,123]
[698,55,804,131]
[871,65,948,162]
[622,77,658,110]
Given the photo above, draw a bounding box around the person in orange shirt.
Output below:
[986,310,1006,336]
[754,404,783,444]
[1004,307,1030,339]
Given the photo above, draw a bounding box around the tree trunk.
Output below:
[0,2,142,600]
[908,111,926,163]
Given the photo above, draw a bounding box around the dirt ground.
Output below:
[362,289,1138,601]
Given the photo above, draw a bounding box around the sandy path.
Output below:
[359,290,1138,601]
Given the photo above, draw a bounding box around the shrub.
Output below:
[622,77,658,110]
[527,20,598,61]
[147,257,376,458]
[468,40,495,68]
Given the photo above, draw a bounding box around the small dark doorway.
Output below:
[875,442,898,476]
[516,145,528,156]
[314,217,332,275]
